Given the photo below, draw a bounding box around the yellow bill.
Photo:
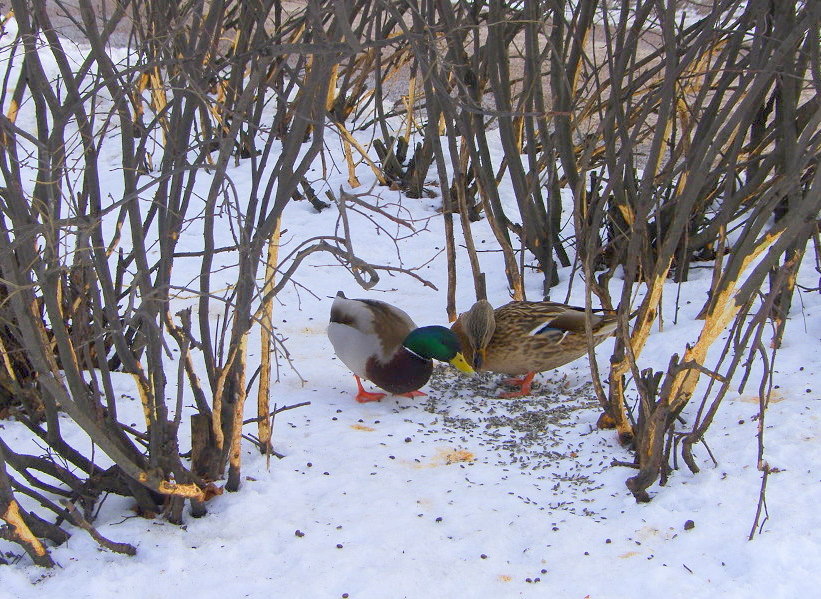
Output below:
[449,352,474,374]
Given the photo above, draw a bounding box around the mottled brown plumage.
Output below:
[451,299,618,397]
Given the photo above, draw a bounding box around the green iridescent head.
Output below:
[403,326,474,373]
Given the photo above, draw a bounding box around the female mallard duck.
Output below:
[451,299,618,398]
[328,292,474,403]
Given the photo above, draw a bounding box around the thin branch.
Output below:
[60,499,137,556]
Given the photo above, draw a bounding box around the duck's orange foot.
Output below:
[355,390,387,403]
[397,390,427,398]
[498,372,537,398]
[353,375,387,403]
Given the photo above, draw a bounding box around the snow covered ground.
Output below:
[1,13,820,599]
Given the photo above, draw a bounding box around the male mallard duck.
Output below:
[328,291,474,403]
[451,299,618,398]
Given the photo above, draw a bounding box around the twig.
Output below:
[700,437,718,468]
[60,500,137,556]
[242,401,311,425]
[241,435,285,460]
[748,465,770,540]
[336,187,419,231]
[610,459,640,469]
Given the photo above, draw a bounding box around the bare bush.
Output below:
[394,0,818,501]
[0,0,359,561]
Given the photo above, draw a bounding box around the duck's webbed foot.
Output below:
[498,372,536,398]
[354,375,387,403]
